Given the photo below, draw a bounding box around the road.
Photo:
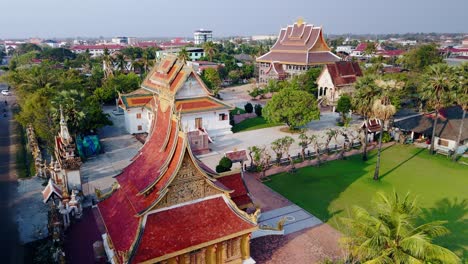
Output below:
[0,75,23,263]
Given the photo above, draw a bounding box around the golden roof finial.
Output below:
[297,17,304,26]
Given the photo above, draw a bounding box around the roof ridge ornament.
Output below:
[296,17,304,26]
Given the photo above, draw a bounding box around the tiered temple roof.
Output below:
[257,21,340,65]
[97,94,257,263]
[118,55,231,114]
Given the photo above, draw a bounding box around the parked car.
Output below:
[1,90,10,96]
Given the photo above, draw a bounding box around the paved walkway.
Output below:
[81,106,142,197]
[199,111,361,171]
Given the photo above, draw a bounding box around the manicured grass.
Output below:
[232,117,281,133]
[265,144,468,259]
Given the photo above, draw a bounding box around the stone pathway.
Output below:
[198,111,362,171]
[81,106,142,198]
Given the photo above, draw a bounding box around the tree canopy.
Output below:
[341,191,459,263]
[263,86,319,129]
[399,44,443,71]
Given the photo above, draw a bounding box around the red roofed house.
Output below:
[118,54,233,141]
[96,92,259,263]
[316,61,363,106]
[256,19,341,84]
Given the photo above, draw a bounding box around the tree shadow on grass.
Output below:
[379,148,425,179]
[416,198,468,261]
[366,144,395,160]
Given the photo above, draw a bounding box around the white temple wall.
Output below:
[124,108,151,134]
[180,111,232,137]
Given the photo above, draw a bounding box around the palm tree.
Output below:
[340,191,460,264]
[371,97,396,180]
[352,75,381,161]
[115,52,127,73]
[371,78,404,180]
[102,48,114,80]
[141,50,154,75]
[178,48,190,63]
[51,89,86,135]
[202,41,217,62]
[453,63,468,161]
[420,63,456,154]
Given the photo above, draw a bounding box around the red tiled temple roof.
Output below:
[97,57,257,262]
[257,22,340,65]
[142,55,212,96]
[216,173,253,209]
[98,189,140,253]
[132,196,256,263]
[175,97,232,113]
[325,61,363,87]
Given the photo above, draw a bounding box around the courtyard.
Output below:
[264,144,468,260]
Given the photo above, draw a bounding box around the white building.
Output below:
[336,45,354,55]
[71,44,123,57]
[118,54,232,138]
[194,29,213,45]
[156,47,205,61]
[111,36,137,45]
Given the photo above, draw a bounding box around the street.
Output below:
[0,76,23,263]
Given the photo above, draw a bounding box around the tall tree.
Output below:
[452,63,468,161]
[420,64,456,154]
[352,75,382,161]
[341,191,459,264]
[372,95,396,180]
[115,52,127,73]
[178,48,189,63]
[202,41,217,62]
[102,48,114,80]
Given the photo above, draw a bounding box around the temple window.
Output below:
[219,113,228,121]
[136,113,142,119]
[137,125,142,131]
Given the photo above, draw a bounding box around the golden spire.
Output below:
[296,17,304,26]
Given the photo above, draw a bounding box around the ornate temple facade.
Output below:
[118,55,233,138]
[316,61,363,106]
[256,19,341,84]
[97,91,258,263]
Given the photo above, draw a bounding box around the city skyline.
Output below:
[1,0,467,39]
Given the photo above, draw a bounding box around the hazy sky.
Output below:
[1,0,467,39]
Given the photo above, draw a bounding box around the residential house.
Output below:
[394,106,468,154]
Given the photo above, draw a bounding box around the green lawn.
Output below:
[232,117,281,133]
[265,144,468,259]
